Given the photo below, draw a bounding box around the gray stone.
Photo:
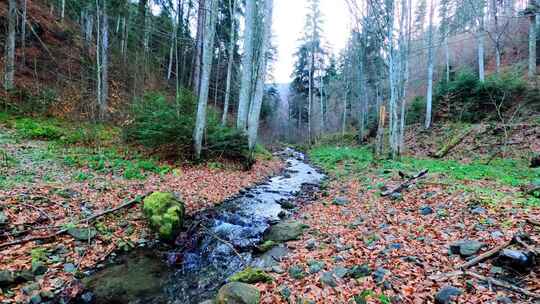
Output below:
[30,294,42,304]
[471,207,487,215]
[333,197,349,206]
[271,266,285,274]
[389,192,402,201]
[320,272,337,287]
[288,265,306,280]
[278,285,291,302]
[348,264,371,279]
[264,221,305,242]
[372,268,389,284]
[435,286,462,304]
[419,206,434,215]
[450,240,485,257]
[63,263,76,273]
[32,262,48,275]
[305,239,317,250]
[216,282,260,304]
[255,246,289,268]
[22,282,40,295]
[0,270,15,286]
[68,227,97,241]
[496,296,513,303]
[495,249,535,273]
[332,266,349,278]
[307,260,325,274]
[0,211,7,226]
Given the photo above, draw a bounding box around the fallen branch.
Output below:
[429,270,540,299]
[433,127,475,158]
[527,218,540,227]
[0,195,145,250]
[200,225,245,265]
[455,240,512,270]
[514,235,540,255]
[381,169,429,197]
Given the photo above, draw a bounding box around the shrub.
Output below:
[143,192,185,240]
[15,118,64,140]
[124,90,249,162]
[434,69,527,123]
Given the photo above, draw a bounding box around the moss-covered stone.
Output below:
[216,282,260,304]
[228,267,273,284]
[143,192,185,240]
[256,240,277,253]
[264,220,306,242]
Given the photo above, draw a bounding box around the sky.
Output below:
[272,0,351,84]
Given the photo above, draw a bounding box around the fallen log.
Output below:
[381,169,429,197]
[433,126,475,158]
[0,195,145,250]
[429,270,540,299]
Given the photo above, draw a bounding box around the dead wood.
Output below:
[381,169,429,197]
[455,240,512,270]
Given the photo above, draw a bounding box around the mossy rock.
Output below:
[143,192,185,240]
[216,282,260,304]
[228,267,273,284]
[263,220,306,242]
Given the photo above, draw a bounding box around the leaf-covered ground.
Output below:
[0,117,283,303]
[257,146,540,304]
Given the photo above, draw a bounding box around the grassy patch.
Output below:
[310,146,539,187]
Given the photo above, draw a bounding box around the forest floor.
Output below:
[256,122,540,303]
[0,113,283,303]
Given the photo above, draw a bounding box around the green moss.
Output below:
[256,240,277,252]
[228,267,273,284]
[143,192,185,240]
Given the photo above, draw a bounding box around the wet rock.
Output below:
[80,292,94,303]
[332,266,349,278]
[332,197,349,206]
[67,227,97,241]
[305,239,317,251]
[63,263,76,273]
[320,272,337,287]
[450,240,485,257]
[419,206,434,215]
[216,282,260,304]
[372,268,389,284]
[228,268,273,284]
[495,249,536,273]
[434,286,462,304]
[264,220,306,242]
[271,266,285,274]
[348,264,371,279]
[288,265,307,280]
[142,192,185,240]
[279,200,296,209]
[255,240,277,253]
[255,246,289,268]
[496,296,513,303]
[0,270,15,286]
[29,294,42,304]
[389,192,402,201]
[471,207,487,215]
[82,251,167,303]
[307,260,325,274]
[278,285,291,302]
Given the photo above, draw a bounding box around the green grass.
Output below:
[310,146,539,187]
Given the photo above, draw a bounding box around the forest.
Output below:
[0,0,540,303]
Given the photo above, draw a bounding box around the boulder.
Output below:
[0,270,15,287]
[307,260,325,274]
[495,249,536,273]
[143,192,185,240]
[288,265,306,280]
[320,272,337,287]
[450,240,485,257]
[216,282,260,304]
[435,286,462,304]
[228,268,273,284]
[348,264,371,279]
[264,220,305,242]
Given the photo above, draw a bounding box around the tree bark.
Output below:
[99,1,109,121]
[425,0,435,129]
[529,7,537,79]
[192,0,206,95]
[4,0,16,91]
[222,0,237,126]
[248,0,274,151]
[478,8,486,82]
[237,0,257,131]
[22,0,27,60]
[193,0,218,159]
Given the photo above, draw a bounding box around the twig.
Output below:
[19,203,54,223]
[200,225,245,265]
[429,270,540,299]
[455,240,512,269]
[381,169,429,197]
[0,195,145,250]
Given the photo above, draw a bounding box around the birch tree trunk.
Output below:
[95,0,102,120]
[192,0,206,94]
[61,0,66,22]
[222,1,237,126]
[425,0,435,129]
[529,10,537,78]
[319,71,325,133]
[478,5,486,82]
[167,10,179,81]
[237,0,257,131]
[22,0,27,60]
[193,0,218,159]
[99,2,109,121]
[4,0,16,91]
[248,0,274,151]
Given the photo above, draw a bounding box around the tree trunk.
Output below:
[425,0,435,129]
[222,0,237,126]
[99,2,109,121]
[529,11,537,78]
[4,0,16,91]
[22,0,27,60]
[193,0,218,159]
[167,11,179,81]
[192,0,206,95]
[319,71,325,133]
[61,0,66,22]
[445,36,450,82]
[237,0,257,131]
[248,0,274,151]
[478,10,486,82]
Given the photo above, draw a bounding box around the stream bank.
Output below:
[80,149,325,304]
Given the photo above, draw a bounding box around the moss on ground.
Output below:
[143,192,185,240]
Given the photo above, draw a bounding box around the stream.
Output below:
[81,149,325,304]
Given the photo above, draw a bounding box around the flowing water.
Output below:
[82,149,324,304]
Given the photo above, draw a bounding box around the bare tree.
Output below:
[193,0,218,159]
[237,0,257,131]
[222,0,237,126]
[4,0,16,91]
[425,0,436,129]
